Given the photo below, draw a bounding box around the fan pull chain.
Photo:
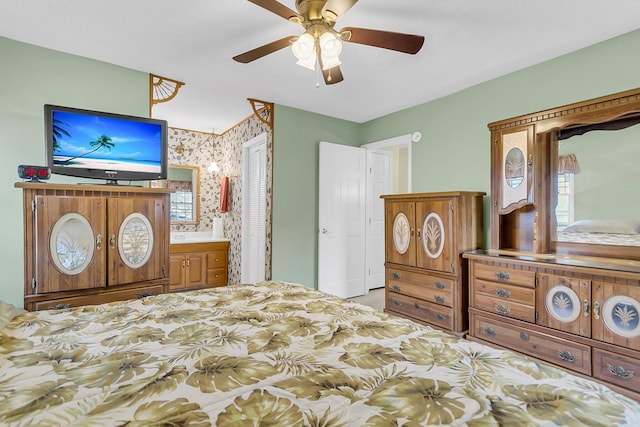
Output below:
[315,64,321,88]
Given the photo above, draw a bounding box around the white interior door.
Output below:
[318,141,366,298]
[366,150,391,291]
[241,133,267,283]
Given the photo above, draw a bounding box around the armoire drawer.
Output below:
[474,292,536,323]
[593,348,640,393]
[387,292,453,330]
[474,315,592,375]
[387,269,454,307]
[474,263,536,288]
[31,283,166,311]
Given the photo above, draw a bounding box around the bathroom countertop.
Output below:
[170,232,229,244]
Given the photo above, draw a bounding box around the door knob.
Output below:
[321,228,328,234]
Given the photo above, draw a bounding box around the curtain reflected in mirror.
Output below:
[167,165,200,224]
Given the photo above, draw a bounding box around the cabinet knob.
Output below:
[435,281,445,289]
[434,313,447,321]
[392,299,402,307]
[392,284,401,292]
[434,295,445,304]
[495,288,511,298]
[520,332,529,341]
[109,234,116,249]
[96,233,102,250]
[494,304,511,315]
[593,301,600,320]
[482,327,497,337]
[494,271,511,281]
[606,364,634,379]
[583,299,590,317]
[557,350,578,363]
[392,272,401,280]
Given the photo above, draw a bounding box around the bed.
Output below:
[1,281,639,426]
[557,219,640,246]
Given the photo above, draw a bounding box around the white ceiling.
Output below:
[2,0,640,133]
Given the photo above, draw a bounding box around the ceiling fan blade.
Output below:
[317,53,344,85]
[323,0,358,19]
[248,0,300,21]
[322,65,344,85]
[233,36,296,63]
[341,27,425,54]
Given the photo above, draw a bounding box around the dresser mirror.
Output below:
[167,165,200,225]
[490,87,640,260]
[549,111,640,259]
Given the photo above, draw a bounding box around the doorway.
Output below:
[318,134,412,298]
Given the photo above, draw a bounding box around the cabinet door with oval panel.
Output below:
[592,281,640,352]
[34,196,107,293]
[415,198,454,273]
[385,200,416,266]
[536,273,591,337]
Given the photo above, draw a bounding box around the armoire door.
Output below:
[34,196,106,293]
[415,199,454,273]
[108,197,167,286]
[385,201,416,266]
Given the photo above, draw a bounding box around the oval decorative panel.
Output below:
[545,285,581,323]
[118,213,154,269]
[392,212,410,255]
[49,213,95,275]
[602,295,640,338]
[422,212,444,259]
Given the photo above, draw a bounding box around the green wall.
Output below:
[0,37,148,307]
[272,106,361,286]
[272,28,640,288]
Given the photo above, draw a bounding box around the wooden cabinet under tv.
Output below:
[169,241,229,291]
[382,192,484,336]
[16,182,172,311]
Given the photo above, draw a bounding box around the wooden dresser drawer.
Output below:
[474,263,536,288]
[208,250,228,268]
[593,348,640,392]
[388,292,453,330]
[475,292,536,323]
[32,283,166,311]
[474,315,592,375]
[208,267,227,286]
[387,268,453,306]
[475,279,535,306]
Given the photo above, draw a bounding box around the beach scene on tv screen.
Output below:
[51,110,162,172]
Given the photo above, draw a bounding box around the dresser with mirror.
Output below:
[465,87,640,400]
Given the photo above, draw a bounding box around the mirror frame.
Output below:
[489,86,640,261]
[167,164,200,225]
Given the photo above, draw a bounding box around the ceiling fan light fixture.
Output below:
[292,32,315,58]
[319,31,342,57]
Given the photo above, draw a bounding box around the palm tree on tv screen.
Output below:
[59,135,116,163]
[52,119,70,152]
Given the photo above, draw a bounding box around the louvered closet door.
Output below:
[241,134,267,283]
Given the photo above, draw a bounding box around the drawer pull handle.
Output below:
[96,233,102,250]
[482,327,497,337]
[48,303,72,310]
[495,271,511,281]
[110,234,116,249]
[520,332,529,341]
[495,304,511,315]
[593,301,600,320]
[393,300,402,307]
[495,288,511,298]
[434,295,445,304]
[583,299,589,317]
[557,350,578,363]
[434,313,447,321]
[435,281,446,289]
[392,272,401,280]
[136,291,155,299]
[607,364,634,379]
[392,285,401,292]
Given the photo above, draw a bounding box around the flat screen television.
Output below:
[44,104,168,185]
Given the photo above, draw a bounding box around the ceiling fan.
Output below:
[233,0,425,85]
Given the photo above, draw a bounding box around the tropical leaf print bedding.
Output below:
[1,281,639,426]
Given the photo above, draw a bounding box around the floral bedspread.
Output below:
[1,281,639,426]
